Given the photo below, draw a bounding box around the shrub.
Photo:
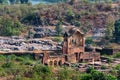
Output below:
[72,20,81,27]
[52,37,62,42]
[0,55,6,61]
[2,62,14,68]
[65,9,75,23]
[21,54,34,60]
[101,65,107,69]
[21,13,42,25]
[106,74,117,80]
[80,73,92,80]
[58,67,73,80]
[0,67,6,77]
[115,64,120,70]
[33,65,52,75]
[86,66,94,73]
[14,75,22,80]
[15,57,24,62]
[7,54,16,61]
[0,18,23,36]
[85,37,94,45]
[113,52,120,58]
[55,21,63,35]
[90,70,117,80]
[33,65,52,80]
[106,57,112,63]
[22,60,33,66]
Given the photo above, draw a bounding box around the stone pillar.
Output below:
[82,37,85,47]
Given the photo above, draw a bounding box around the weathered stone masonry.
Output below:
[38,27,100,66]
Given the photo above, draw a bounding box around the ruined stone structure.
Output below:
[62,28,85,63]
[0,27,100,66]
[36,27,100,66]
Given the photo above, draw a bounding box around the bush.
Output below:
[65,9,75,23]
[106,74,117,80]
[72,20,81,27]
[58,67,73,80]
[0,55,6,61]
[33,65,52,80]
[14,75,22,80]
[15,57,24,62]
[106,57,112,63]
[33,65,52,75]
[2,62,14,68]
[86,66,94,73]
[0,67,6,77]
[52,37,62,42]
[0,18,23,36]
[7,54,16,61]
[115,64,120,70]
[101,65,107,69]
[22,13,42,25]
[85,37,94,45]
[22,60,33,66]
[113,52,120,58]
[90,70,117,80]
[80,73,92,80]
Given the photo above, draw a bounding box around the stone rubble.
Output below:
[0,36,62,52]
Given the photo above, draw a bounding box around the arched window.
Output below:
[49,61,53,66]
[54,60,57,66]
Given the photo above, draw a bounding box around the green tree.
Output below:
[55,22,63,35]
[91,70,117,80]
[58,68,73,80]
[118,69,120,80]
[105,15,114,40]
[0,17,23,36]
[85,37,94,45]
[114,19,120,43]
[66,9,75,23]
[33,65,52,80]
[80,73,92,80]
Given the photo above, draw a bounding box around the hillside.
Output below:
[0,2,119,36]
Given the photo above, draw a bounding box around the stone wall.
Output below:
[80,52,100,62]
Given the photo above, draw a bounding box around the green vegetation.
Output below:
[85,37,95,46]
[113,52,120,58]
[86,37,93,44]
[55,21,63,35]
[114,19,120,43]
[0,0,118,37]
[105,16,114,40]
[52,37,62,42]
[0,54,119,80]
[0,17,25,36]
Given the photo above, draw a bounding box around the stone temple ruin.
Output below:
[0,27,100,66]
[34,27,100,66]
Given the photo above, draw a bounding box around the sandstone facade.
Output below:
[35,27,100,66]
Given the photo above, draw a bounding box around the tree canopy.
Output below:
[114,19,120,43]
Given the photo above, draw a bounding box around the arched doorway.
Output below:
[58,60,62,66]
[54,60,57,66]
[65,55,68,61]
[39,53,44,63]
[49,61,53,66]
[75,53,79,61]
